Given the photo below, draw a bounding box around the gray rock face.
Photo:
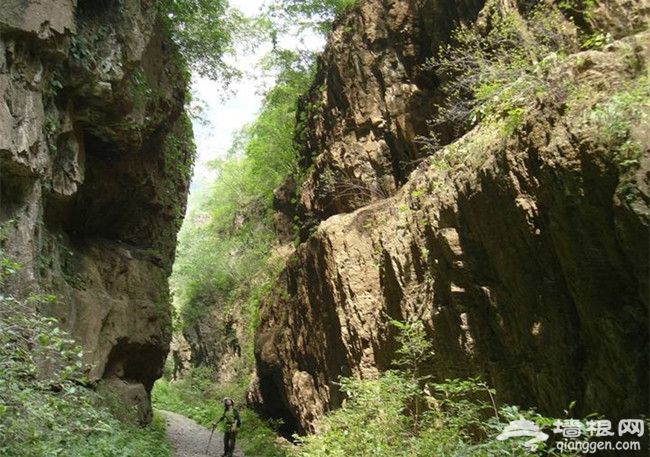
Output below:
[0,0,193,419]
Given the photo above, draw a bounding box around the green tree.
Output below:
[171,39,317,333]
[160,0,244,82]
[267,0,357,34]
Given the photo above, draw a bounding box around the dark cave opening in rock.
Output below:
[104,338,168,393]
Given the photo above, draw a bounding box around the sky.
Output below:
[189,0,325,188]
[190,0,268,185]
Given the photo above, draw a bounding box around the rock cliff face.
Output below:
[275,0,487,240]
[0,0,193,422]
[254,0,649,435]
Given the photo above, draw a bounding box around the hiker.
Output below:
[213,397,241,457]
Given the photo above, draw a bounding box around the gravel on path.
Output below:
[159,410,246,457]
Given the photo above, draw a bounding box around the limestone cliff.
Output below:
[254,0,649,435]
[0,0,193,422]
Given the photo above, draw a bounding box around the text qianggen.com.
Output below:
[555,439,642,454]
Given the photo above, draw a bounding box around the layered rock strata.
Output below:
[0,0,193,421]
[254,0,649,434]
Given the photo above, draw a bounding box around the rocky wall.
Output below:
[254,0,649,434]
[0,0,193,421]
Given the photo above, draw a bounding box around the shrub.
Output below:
[0,295,172,457]
[294,372,412,457]
[587,75,649,173]
[424,3,581,141]
[291,319,585,457]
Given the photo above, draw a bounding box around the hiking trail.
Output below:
[160,410,246,457]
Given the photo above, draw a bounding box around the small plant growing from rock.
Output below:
[422,3,582,143]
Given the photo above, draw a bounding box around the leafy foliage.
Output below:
[160,0,243,83]
[170,0,355,340]
[425,3,581,141]
[159,0,356,84]
[588,74,649,173]
[265,0,357,35]
[171,46,315,346]
[292,320,584,457]
[391,318,433,380]
[165,4,345,451]
[586,74,649,201]
[295,372,412,456]
[244,49,317,181]
[153,369,288,457]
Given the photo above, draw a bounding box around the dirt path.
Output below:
[160,410,246,457]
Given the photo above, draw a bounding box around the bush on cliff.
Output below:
[423,2,581,144]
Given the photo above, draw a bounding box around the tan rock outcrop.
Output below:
[0,0,193,420]
[255,0,649,434]
[282,0,502,240]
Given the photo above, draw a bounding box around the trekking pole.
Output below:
[206,425,215,454]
